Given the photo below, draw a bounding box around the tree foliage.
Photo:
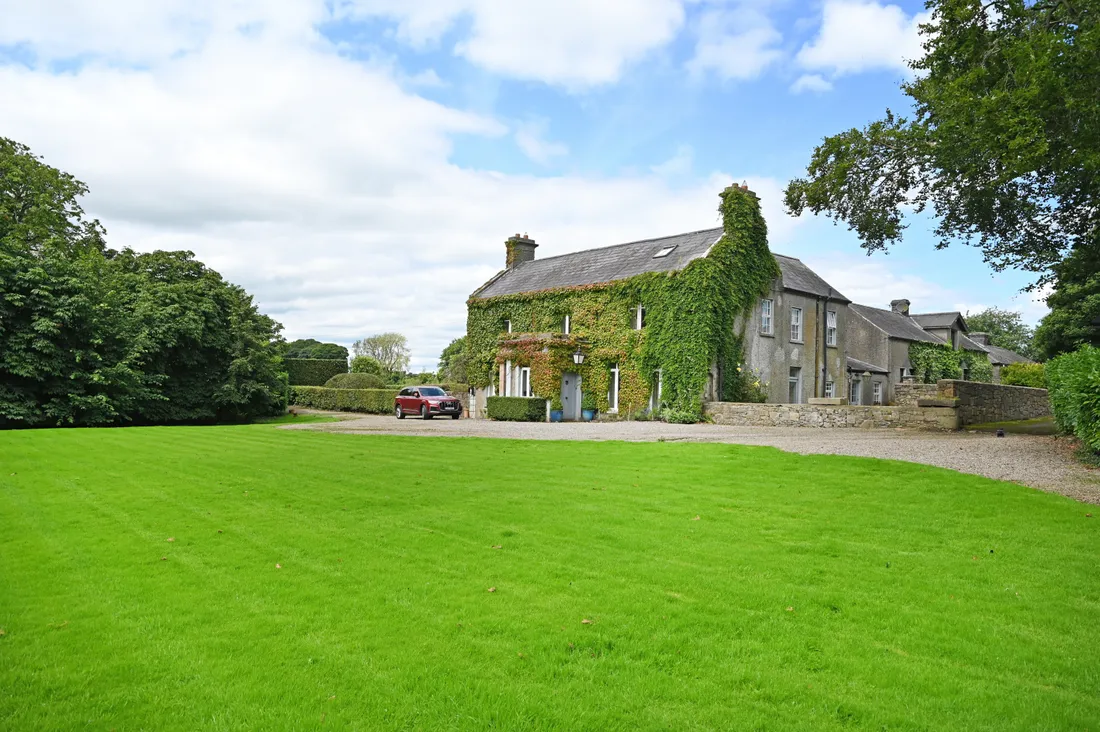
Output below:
[438,336,468,384]
[282,338,348,361]
[352,332,410,374]
[964,307,1034,358]
[350,355,384,375]
[1033,244,1100,359]
[0,137,287,426]
[784,0,1100,282]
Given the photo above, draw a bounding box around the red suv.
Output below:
[395,386,463,419]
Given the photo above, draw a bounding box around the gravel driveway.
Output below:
[284,412,1100,504]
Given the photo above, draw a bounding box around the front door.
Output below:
[561,372,581,421]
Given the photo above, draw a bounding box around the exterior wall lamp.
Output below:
[573,348,585,365]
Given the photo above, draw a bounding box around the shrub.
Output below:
[1046,346,1100,454]
[661,408,699,424]
[1001,362,1046,389]
[285,359,347,386]
[289,386,399,414]
[350,355,384,375]
[487,396,546,422]
[325,372,386,390]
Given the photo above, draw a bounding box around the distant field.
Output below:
[1,423,1097,730]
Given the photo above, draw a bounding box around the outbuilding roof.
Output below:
[985,345,1033,366]
[912,312,968,331]
[470,227,849,301]
[846,356,888,374]
[849,304,946,344]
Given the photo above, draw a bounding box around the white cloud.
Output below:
[806,254,955,311]
[790,73,833,94]
[337,0,686,87]
[651,145,695,177]
[0,5,808,368]
[796,0,928,77]
[514,119,568,165]
[688,5,783,81]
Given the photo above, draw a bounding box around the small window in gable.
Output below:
[654,245,677,258]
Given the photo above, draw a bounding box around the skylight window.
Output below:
[653,245,677,258]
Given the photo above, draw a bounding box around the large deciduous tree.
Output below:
[437,336,468,383]
[0,137,287,426]
[352,332,410,374]
[964,307,1035,358]
[1033,245,1100,359]
[784,0,1100,282]
[282,338,349,361]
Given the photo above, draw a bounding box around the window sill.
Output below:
[607,408,619,414]
[826,343,838,349]
[759,331,775,338]
[790,340,805,345]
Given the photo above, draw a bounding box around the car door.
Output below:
[397,388,411,414]
[411,390,422,414]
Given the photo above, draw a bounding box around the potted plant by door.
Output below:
[581,393,597,422]
[549,396,564,423]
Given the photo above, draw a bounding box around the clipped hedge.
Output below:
[1001,362,1046,389]
[1046,346,1100,453]
[326,372,387,390]
[487,396,546,422]
[285,359,348,386]
[290,386,399,414]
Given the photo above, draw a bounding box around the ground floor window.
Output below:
[788,367,802,404]
[519,367,532,397]
[849,376,862,405]
[608,364,620,412]
[825,380,835,398]
[649,369,662,412]
[873,381,883,405]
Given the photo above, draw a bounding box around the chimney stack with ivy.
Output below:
[506,233,537,269]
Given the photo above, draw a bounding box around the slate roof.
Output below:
[958,333,991,353]
[985,345,1033,365]
[471,226,849,301]
[912,312,968,331]
[849,304,946,344]
[847,356,888,374]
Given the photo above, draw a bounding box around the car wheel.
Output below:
[451,413,460,420]
[421,404,432,420]
[395,404,405,419]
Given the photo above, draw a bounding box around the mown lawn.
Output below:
[1,424,1097,730]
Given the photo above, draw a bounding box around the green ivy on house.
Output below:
[908,342,993,384]
[466,185,779,420]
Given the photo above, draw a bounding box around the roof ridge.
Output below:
[514,226,725,267]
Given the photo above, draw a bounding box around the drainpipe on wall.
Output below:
[814,300,822,398]
[820,288,833,398]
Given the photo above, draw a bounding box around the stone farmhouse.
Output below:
[464,185,1032,420]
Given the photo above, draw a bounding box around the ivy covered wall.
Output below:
[465,185,779,421]
[908,342,993,384]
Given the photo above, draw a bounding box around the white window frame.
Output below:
[634,304,646,330]
[873,381,883,405]
[563,314,570,334]
[504,360,513,397]
[790,307,803,343]
[504,319,512,334]
[788,367,802,404]
[649,369,662,411]
[608,363,620,413]
[826,310,837,346]
[520,367,532,398]
[849,376,862,406]
[654,245,677,258]
[760,298,774,335]
[825,380,835,398]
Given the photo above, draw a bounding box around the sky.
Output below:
[0,0,1049,371]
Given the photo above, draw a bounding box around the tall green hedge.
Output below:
[1046,346,1100,454]
[290,386,398,414]
[325,372,387,389]
[285,359,348,386]
[486,396,546,422]
[1001,362,1046,389]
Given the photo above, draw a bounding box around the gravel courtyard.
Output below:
[285,412,1100,504]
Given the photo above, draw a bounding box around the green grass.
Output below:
[968,417,1059,436]
[1,425,1098,730]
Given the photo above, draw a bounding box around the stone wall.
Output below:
[894,383,939,406]
[704,402,959,431]
[937,380,1050,425]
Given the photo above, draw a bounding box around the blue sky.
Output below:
[0,0,1046,370]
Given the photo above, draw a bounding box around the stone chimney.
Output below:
[970,332,991,346]
[506,233,537,269]
[890,299,911,316]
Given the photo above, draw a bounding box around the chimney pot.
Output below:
[890,299,911,316]
[970,332,992,346]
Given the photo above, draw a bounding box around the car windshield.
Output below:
[418,387,446,396]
